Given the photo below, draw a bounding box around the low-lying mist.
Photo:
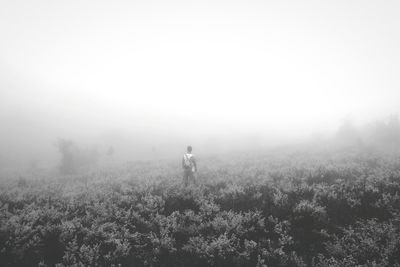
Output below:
[1,0,400,177]
[1,112,400,177]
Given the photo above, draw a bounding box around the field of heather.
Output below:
[1,148,400,267]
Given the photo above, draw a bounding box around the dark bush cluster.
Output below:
[1,149,400,266]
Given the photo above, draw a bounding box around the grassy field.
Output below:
[1,147,400,266]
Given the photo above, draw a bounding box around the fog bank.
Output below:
[1,0,400,172]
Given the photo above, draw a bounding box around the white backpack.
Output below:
[183,153,193,169]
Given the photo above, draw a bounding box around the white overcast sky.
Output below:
[1,0,400,140]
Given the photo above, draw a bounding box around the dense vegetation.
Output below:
[1,147,400,266]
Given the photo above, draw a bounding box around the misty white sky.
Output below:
[1,0,400,164]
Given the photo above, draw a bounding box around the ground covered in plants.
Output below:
[1,148,400,266]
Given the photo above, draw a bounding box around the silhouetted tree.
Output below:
[56,139,99,174]
[336,118,361,146]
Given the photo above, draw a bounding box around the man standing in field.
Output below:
[182,146,197,186]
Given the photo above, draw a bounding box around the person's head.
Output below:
[187,146,192,153]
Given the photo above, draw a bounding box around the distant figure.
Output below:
[182,146,197,186]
